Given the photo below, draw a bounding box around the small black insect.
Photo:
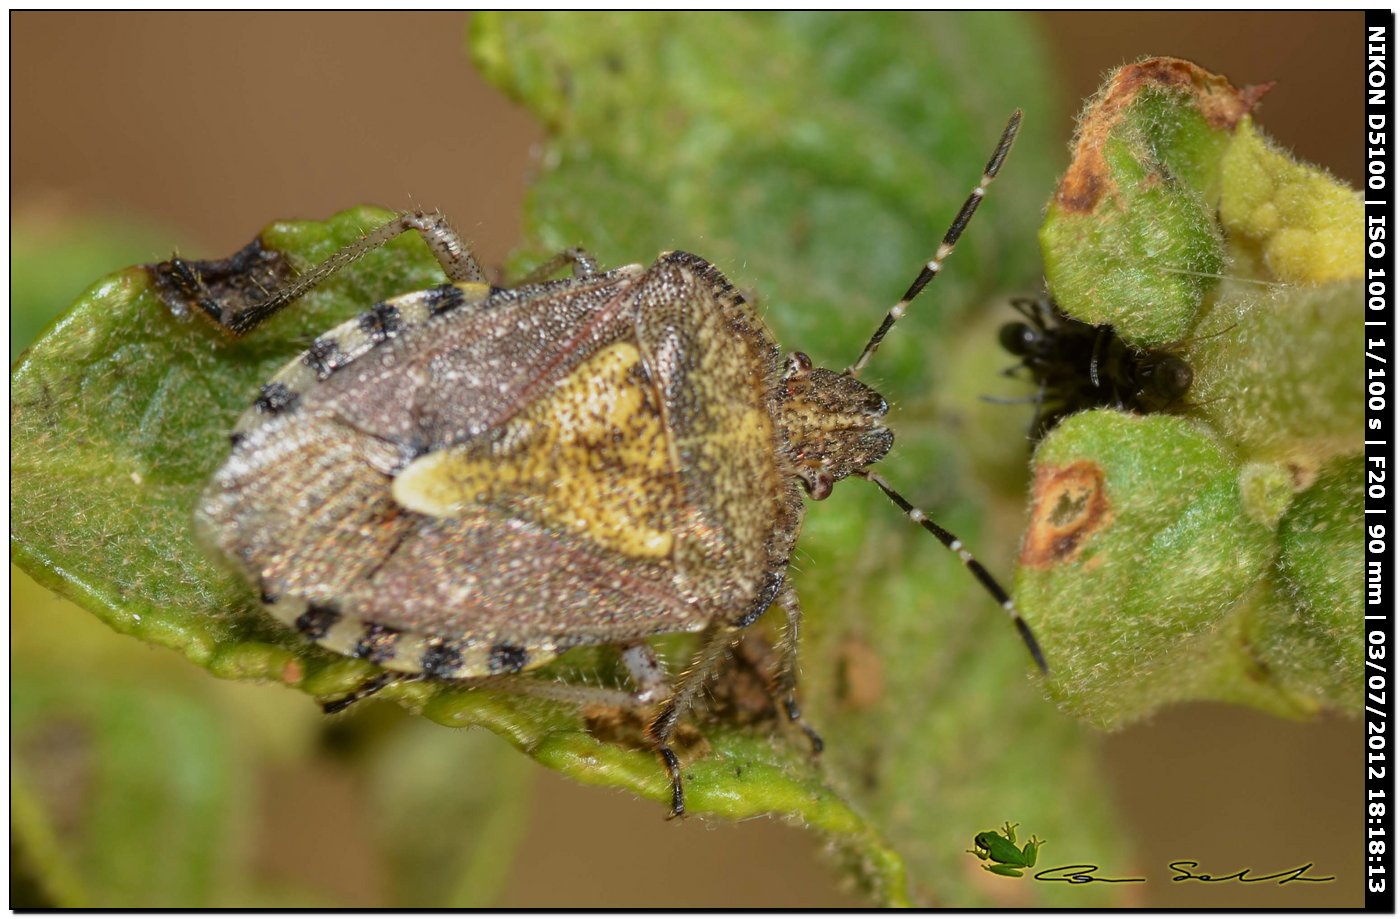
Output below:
[996,296,1195,440]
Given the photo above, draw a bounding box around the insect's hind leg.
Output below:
[155,209,485,336]
[320,659,652,717]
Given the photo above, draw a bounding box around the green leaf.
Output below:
[1255,454,1365,708]
[1191,277,1361,466]
[1016,413,1296,726]
[13,12,1130,907]
[1023,58,1363,726]
[1219,119,1364,284]
[8,202,911,905]
[1039,58,1251,345]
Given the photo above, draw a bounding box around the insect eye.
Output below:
[796,463,834,500]
[998,321,1038,355]
[785,351,814,378]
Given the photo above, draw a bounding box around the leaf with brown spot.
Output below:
[1020,460,1112,569]
[1040,57,1267,344]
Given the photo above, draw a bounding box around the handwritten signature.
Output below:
[1032,864,1145,884]
[1028,861,1335,885]
[1166,861,1336,884]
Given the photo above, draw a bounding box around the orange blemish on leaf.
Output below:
[1020,460,1113,568]
[281,658,304,686]
[1054,57,1271,214]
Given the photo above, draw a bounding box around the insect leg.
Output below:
[470,676,640,710]
[1029,379,1050,441]
[321,671,425,714]
[239,210,484,333]
[328,668,646,717]
[859,470,1048,673]
[774,587,824,753]
[1089,325,1108,390]
[646,624,740,817]
[978,393,1045,405]
[511,247,601,285]
[160,210,485,336]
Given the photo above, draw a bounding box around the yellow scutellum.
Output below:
[393,341,679,560]
[1219,117,1362,284]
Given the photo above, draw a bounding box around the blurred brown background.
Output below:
[12,11,1363,908]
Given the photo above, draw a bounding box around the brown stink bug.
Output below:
[186,111,1043,818]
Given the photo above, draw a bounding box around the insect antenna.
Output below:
[858,469,1048,673]
[847,110,1022,377]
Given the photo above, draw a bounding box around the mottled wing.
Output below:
[631,252,797,624]
[201,265,725,678]
[231,269,646,448]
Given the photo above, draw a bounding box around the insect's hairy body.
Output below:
[187,109,1034,817]
[197,253,871,680]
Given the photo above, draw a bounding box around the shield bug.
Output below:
[996,295,1195,440]
[185,111,1043,818]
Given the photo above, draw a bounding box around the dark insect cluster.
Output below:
[997,296,1195,440]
